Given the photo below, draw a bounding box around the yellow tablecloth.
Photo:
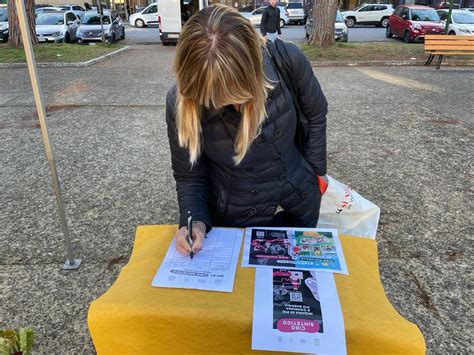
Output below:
[88,225,425,354]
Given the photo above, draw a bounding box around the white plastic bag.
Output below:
[316,175,380,239]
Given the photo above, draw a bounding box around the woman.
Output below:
[166,5,328,255]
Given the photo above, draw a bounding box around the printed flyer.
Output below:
[242,227,348,274]
[252,269,346,354]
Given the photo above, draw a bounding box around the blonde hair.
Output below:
[174,4,273,165]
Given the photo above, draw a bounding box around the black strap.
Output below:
[267,39,308,151]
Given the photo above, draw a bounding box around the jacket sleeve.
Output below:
[285,42,328,176]
[166,86,212,232]
[260,8,268,36]
[277,9,281,35]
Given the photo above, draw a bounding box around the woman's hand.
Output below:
[174,222,206,256]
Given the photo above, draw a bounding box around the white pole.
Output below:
[15,0,82,270]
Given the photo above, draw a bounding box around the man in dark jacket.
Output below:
[260,0,281,41]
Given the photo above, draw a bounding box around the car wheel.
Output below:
[386,25,393,38]
[345,17,355,28]
[381,17,389,28]
[65,32,71,43]
[121,28,125,40]
[135,19,145,28]
[449,31,456,35]
[403,31,412,43]
[111,33,116,43]
[305,32,309,39]
[280,19,285,28]
[162,41,170,46]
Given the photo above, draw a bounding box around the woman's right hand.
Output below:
[174,223,206,255]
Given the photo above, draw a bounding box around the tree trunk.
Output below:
[8,0,38,47]
[309,0,338,48]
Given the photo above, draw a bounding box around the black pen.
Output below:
[187,211,194,259]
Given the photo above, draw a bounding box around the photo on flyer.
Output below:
[242,227,348,274]
[252,269,346,354]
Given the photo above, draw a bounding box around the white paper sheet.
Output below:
[151,227,244,292]
[252,269,346,354]
[242,227,348,275]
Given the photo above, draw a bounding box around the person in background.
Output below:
[260,0,281,41]
[166,5,328,255]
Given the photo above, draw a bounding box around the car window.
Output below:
[400,8,409,19]
[66,12,77,22]
[0,9,7,22]
[80,12,111,24]
[410,9,439,21]
[452,11,474,23]
[365,5,376,11]
[394,7,403,17]
[143,5,157,14]
[36,13,65,25]
[254,7,265,15]
[286,3,303,9]
[437,11,448,20]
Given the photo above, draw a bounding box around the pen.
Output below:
[187,211,194,259]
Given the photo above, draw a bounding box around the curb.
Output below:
[0,46,130,69]
[310,60,474,67]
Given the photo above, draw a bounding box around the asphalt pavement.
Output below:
[123,23,398,45]
[1,44,472,353]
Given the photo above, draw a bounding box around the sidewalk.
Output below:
[0,45,472,353]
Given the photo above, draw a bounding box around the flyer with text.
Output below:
[252,269,346,354]
[242,227,348,274]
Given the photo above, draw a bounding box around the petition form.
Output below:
[152,227,244,292]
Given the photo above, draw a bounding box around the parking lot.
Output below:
[123,23,398,45]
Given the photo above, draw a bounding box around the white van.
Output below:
[129,2,159,28]
[158,0,208,45]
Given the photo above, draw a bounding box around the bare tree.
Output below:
[308,0,338,48]
[8,0,38,47]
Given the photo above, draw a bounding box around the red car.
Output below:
[386,5,445,42]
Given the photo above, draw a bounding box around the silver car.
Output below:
[35,10,80,43]
[77,10,125,43]
[0,8,8,42]
[241,6,290,28]
[58,4,86,19]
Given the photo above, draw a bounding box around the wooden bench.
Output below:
[424,35,474,69]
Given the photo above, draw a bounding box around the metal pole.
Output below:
[99,3,106,43]
[15,0,82,270]
[444,0,455,34]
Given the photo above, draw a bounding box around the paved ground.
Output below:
[0,46,473,353]
[123,23,395,45]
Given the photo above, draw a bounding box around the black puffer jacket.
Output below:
[166,41,328,231]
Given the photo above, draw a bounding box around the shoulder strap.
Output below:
[267,40,309,147]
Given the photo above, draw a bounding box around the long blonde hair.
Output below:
[174,4,273,165]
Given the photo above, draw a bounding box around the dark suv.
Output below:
[387,5,444,42]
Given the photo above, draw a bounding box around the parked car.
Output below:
[0,8,8,42]
[58,4,85,19]
[286,2,305,25]
[437,9,474,35]
[462,8,474,12]
[341,3,394,28]
[35,10,80,43]
[77,10,125,43]
[36,6,65,13]
[305,8,348,42]
[241,6,289,28]
[129,2,159,28]
[386,5,444,43]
